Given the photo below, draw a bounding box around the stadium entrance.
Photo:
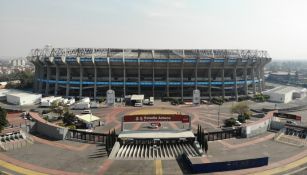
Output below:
[110,114,201,160]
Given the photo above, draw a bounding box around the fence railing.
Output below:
[65,129,110,144]
[204,128,242,141]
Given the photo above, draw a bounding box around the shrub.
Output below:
[67,125,76,130]
[211,97,224,105]
[238,115,246,123]
[224,118,236,127]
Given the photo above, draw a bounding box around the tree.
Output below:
[62,112,76,125]
[224,117,236,127]
[231,102,249,116]
[0,107,8,131]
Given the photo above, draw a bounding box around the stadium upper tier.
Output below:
[28,48,270,62]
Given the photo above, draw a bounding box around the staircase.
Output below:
[274,128,307,147]
[113,142,200,160]
[0,130,33,151]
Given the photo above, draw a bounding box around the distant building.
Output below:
[10,58,26,67]
[263,86,306,103]
[267,71,300,84]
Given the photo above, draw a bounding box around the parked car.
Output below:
[82,110,91,114]
[286,120,297,125]
[234,120,242,126]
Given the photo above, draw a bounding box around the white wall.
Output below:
[7,94,42,105]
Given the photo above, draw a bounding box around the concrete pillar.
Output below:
[181,64,184,101]
[94,66,97,100]
[234,68,238,101]
[252,66,256,95]
[138,60,141,94]
[123,64,126,97]
[222,68,225,99]
[166,60,169,97]
[66,65,70,97]
[54,65,59,96]
[208,67,212,100]
[45,65,50,96]
[108,60,111,90]
[257,66,262,93]
[38,65,43,93]
[79,66,83,98]
[244,67,248,96]
[33,63,38,92]
[261,65,265,91]
[152,62,155,97]
[195,58,198,90]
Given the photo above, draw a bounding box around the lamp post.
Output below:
[218,104,221,127]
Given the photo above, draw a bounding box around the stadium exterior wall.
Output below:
[28,48,271,100]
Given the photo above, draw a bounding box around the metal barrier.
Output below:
[204,128,241,141]
[66,129,110,144]
[181,153,268,174]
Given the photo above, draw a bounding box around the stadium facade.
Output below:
[28,48,271,100]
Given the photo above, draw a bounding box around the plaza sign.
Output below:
[123,114,190,123]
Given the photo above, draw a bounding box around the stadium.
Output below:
[28,48,271,100]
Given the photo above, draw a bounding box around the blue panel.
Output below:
[169,59,182,63]
[66,57,77,62]
[96,82,109,85]
[58,80,66,84]
[126,82,138,86]
[169,82,181,85]
[197,82,209,85]
[69,81,80,85]
[183,82,195,86]
[213,59,224,63]
[224,81,235,85]
[154,81,167,85]
[80,58,92,62]
[199,59,211,63]
[125,59,138,63]
[140,59,153,63]
[140,82,153,86]
[183,59,196,63]
[111,82,124,85]
[228,59,237,63]
[95,58,107,62]
[39,79,261,87]
[110,58,122,62]
[82,81,95,85]
[211,82,222,85]
[154,59,168,63]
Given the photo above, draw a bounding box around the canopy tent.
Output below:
[75,114,100,124]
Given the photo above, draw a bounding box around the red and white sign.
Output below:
[123,114,190,123]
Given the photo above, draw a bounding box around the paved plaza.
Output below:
[1,101,307,174]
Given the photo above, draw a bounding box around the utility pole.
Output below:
[218,104,221,127]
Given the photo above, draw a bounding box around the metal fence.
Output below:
[181,153,268,174]
[65,129,110,144]
[204,128,242,141]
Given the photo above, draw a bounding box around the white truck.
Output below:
[149,97,154,105]
[73,102,90,109]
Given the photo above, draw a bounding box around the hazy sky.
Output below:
[0,0,307,59]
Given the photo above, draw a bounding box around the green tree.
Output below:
[0,107,8,131]
[62,112,76,125]
[231,102,250,116]
[224,117,236,127]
